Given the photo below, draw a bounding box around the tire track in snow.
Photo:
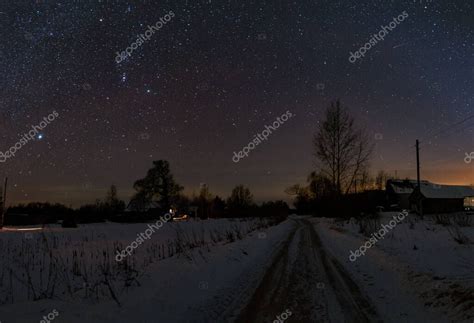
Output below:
[236,218,381,323]
[305,219,381,322]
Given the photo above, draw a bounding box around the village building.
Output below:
[385,179,431,210]
[409,182,474,214]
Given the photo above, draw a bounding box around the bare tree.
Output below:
[227,185,254,208]
[307,171,334,198]
[357,168,371,192]
[313,100,373,195]
[375,170,390,190]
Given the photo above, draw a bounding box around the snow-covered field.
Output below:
[313,212,474,322]
[1,213,473,322]
[0,217,290,322]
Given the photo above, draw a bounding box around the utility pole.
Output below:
[0,177,7,229]
[415,140,422,216]
[416,140,421,188]
[0,187,2,229]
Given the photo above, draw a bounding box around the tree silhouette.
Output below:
[133,160,183,212]
[104,185,125,215]
[375,170,390,190]
[313,100,373,195]
[193,184,213,219]
[227,185,254,217]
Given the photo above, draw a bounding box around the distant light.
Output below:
[37,134,43,140]
[2,227,43,232]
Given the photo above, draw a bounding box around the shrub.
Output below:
[453,213,472,227]
[61,215,78,228]
[447,225,470,245]
[356,213,381,237]
[434,214,451,226]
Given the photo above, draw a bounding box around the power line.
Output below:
[376,116,474,177]
[418,114,474,144]
[394,114,474,162]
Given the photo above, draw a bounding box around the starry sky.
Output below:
[0,0,472,207]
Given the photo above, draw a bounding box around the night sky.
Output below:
[0,0,472,207]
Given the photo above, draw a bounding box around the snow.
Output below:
[418,182,474,199]
[312,212,474,322]
[1,213,473,322]
[0,218,294,322]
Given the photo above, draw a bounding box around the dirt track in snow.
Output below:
[236,218,381,323]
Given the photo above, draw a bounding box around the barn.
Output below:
[386,179,431,210]
[409,182,474,214]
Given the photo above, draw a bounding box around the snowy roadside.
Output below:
[311,214,474,323]
[0,219,295,323]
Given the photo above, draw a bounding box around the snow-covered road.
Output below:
[229,216,472,322]
[236,218,380,322]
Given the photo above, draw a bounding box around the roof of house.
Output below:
[387,179,431,194]
[417,182,474,199]
[125,199,160,212]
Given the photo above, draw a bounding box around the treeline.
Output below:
[4,169,289,226]
[177,185,289,219]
